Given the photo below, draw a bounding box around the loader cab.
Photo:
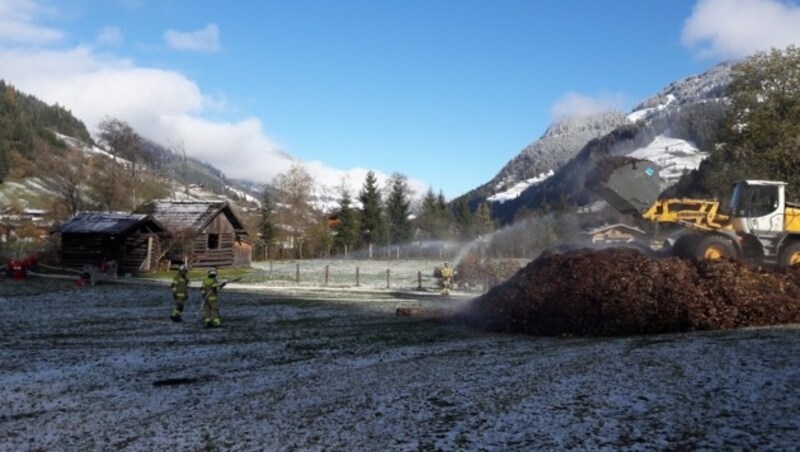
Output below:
[729,180,787,235]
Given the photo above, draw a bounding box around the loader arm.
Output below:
[641,198,732,232]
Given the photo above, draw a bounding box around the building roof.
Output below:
[139,200,247,234]
[53,212,165,235]
[582,223,646,236]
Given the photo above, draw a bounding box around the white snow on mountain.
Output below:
[627,134,707,183]
[626,94,676,123]
[487,169,555,203]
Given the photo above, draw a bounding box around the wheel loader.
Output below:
[589,158,800,267]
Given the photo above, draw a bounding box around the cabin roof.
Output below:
[53,212,165,235]
[141,200,247,234]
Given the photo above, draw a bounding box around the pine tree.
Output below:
[435,190,453,240]
[454,198,475,240]
[358,170,386,254]
[334,188,359,256]
[259,189,278,259]
[385,173,413,245]
[475,202,495,236]
[416,188,439,241]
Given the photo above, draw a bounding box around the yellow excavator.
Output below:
[589,158,800,267]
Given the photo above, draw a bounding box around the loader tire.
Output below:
[778,241,800,268]
[694,235,736,261]
[672,234,702,259]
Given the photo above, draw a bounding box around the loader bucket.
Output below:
[586,157,663,215]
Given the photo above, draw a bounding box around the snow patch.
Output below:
[627,94,676,122]
[627,135,706,182]
[488,169,554,203]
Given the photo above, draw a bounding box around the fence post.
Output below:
[296,264,300,283]
[417,270,422,290]
[325,265,329,286]
[386,269,390,288]
[356,266,360,287]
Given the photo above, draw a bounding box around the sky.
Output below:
[1,0,800,201]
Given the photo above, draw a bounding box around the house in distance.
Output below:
[136,200,250,269]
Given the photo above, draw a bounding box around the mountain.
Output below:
[454,112,629,207]
[481,62,734,224]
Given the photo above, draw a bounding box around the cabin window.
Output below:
[208,233,220,249]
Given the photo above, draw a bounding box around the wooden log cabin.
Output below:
[139,200,250,269]
[52,212,166,275]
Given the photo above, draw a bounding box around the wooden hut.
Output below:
[52,212,166,275]
[139,200,250,268]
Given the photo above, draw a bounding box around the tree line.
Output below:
[256,165,497,260]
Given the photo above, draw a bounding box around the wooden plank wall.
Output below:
[234,242,252,267]
[61,233,161,275]
[60,235,116,269]
[191,232,235,268]
[188,212,238,268]
[123,233,161,274]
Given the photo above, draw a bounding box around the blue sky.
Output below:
[1,0,800,200]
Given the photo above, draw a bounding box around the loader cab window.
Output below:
[730,183,745,216]
[733,184,779,218]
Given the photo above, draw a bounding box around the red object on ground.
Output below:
[22,255,38,270]
[9,260,26,280]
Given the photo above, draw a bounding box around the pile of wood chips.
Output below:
[458,247,800,336]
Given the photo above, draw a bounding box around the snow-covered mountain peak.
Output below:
[628,61,733,123]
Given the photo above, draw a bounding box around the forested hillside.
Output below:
[0,81,259,219]
[670,46,800,201]
[0,80,92,182]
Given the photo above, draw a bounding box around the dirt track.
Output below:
[1,275,799,450]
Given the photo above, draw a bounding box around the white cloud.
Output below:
[0,2,429,198]
[96,26,123,47]
[164,23,221,52]
[0,0,63,45]
[549,91,626,120]
[683,0,800,59]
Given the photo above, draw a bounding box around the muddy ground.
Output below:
[1,275,799,450]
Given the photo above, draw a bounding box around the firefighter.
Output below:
[440,261,454,296]
[201,268,225,328]
[170,265,190,322]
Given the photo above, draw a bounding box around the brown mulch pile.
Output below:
[457,247,800,336]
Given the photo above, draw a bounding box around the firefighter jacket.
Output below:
[171,273,190,301]
[202,276,221,302]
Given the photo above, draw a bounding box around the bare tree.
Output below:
[86,155,130,211]
[275,163,315,258]
[38,151,86,217]
[168,138,190,197]
[96,117,151,208]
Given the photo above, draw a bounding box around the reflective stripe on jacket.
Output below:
[172,274,190,299]
[202,276,220,302]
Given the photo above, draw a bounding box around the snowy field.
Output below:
[2,266,800,450]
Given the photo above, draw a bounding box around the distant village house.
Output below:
[582,223,646,245]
